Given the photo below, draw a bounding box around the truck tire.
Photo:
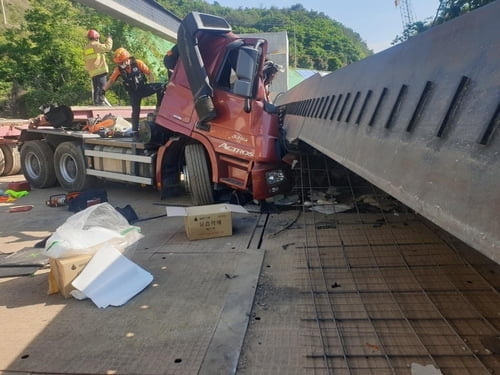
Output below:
[0,144,21,175]
[0,146,5,176]
[20,140,57,188]
[184,143,214,205]
[54,141,93,191]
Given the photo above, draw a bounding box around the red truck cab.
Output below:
[155,12,290,205]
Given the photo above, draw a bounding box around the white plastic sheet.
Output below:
[71,246,153,308]
[43,202,143,259]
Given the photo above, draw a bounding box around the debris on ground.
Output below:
[43,202,150,307]
[356,193,400,212]
[309,203,353,214]
[0,248,49,278]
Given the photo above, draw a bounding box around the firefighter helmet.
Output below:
[113,48,131,64]
[87,29,100,40]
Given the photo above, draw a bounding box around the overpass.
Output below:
[76,0,180,42]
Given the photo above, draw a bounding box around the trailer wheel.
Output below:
[54,141,93,191]
[20,140,57,188]
[0,146,5,176]
[0,144,21,175]
[184,143,214,205]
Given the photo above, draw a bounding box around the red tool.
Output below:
[9,205,33,213]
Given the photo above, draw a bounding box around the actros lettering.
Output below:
[218,142,254,157]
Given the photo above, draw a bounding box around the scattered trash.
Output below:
[42,202,143,259]
[43,203,147,305]
[357,194,399,212]
[309,203,352,215]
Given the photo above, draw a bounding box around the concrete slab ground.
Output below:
[1,161,499,375]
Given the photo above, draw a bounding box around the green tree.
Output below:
[0,0,169,116]
[393,0,494,44]
[434,0,495,24]
[1,0,90,116]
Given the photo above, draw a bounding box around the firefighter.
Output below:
[103,47,164,132]
[163,45,179,80]
[83,29,113,106]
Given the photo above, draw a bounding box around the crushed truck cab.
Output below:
[155,12,290,203]
[18,12,291,205]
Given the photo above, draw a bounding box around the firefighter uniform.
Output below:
[83,30,113,105]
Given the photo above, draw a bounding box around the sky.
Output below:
[210,0,441,52]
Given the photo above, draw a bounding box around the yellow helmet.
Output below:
[113,48,130,64]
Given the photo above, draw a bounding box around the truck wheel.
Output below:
[0,144,21,175]
[20,140,57,188]
[0,146,5,176]
[184,143,214,205]
[54,141,93,191]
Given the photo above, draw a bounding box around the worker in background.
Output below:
[103,47,164,132]
[163,45,179,80]
[83,29,113,106]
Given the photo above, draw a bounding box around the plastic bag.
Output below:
[43,202,143,259]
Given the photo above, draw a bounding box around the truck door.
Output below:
[210,42,263,149]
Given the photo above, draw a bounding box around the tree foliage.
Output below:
[0,0,493,117]
[393,0,495,44]
[0,0,169,116]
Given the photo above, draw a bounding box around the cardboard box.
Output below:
[48,254,93,298]
[166,204,248,240]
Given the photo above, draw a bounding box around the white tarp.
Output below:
[71,246,153,308]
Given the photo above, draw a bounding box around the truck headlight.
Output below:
[265,169,285,185]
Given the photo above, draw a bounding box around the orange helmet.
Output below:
[113,48,130,64]
[87,29,100,40]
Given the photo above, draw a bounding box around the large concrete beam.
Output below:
[76,0,180,42]
[276,2,500,264]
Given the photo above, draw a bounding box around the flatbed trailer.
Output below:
[18,127,158,191]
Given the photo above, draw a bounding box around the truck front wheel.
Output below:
[184,143,214,205]
[20,140,57,188]
[54,142,93,191]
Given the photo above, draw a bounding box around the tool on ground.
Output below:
[9,205,33,213]
[46,194,68,207]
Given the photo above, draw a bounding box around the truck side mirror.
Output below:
[233,46,258,98]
